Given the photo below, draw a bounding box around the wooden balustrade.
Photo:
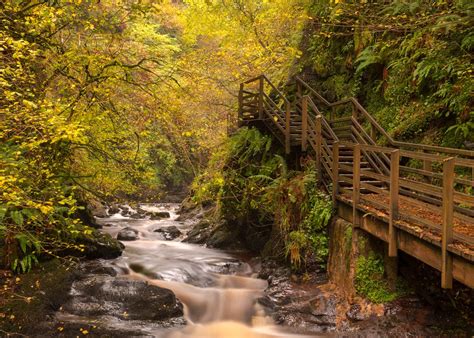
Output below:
[238,74,474,289]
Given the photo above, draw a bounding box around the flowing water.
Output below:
[56,204,314,337]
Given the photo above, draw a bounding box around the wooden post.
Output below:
[258,76,264,120]
[301,96,308,152]
[238,83,244,127]
[370,124,377,142]
[423,159,432,184]
[285,101,291,155]
[352,103,357,119]
[331,106,336,121]
[353,144,361,228]
[441,157,455,289]
[332,141,340,207]
[389,149,400,257]
[315,116,322,179]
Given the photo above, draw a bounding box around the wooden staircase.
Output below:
[234,74,474,289]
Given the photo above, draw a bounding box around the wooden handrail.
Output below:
[238,76,473,290]
[295,76,474,159]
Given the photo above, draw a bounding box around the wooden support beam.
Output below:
[315,116,322,179]
[302,96,308,152]
[258,76,264,120]
[441,157,455,289]
[389,149,400,257]
[332,141,340,207]
[285,101,291,155]
[353,144,361,228]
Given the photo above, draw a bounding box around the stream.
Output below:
[54,203,313,337]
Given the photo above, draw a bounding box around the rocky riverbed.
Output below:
[0,202,470,337]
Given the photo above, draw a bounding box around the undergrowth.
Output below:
[192,127,334,269]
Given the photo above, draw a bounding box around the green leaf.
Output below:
[0,206,7,223]
[11,211,24,226]
[15,234,29,254]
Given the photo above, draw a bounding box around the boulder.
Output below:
[183,219,213,244]
[88,199,108,218]
[61,276,183,321]
[154,226,182,240]
[130,213,144,219]
[150,211,171,220]
[108,205,120,215]
[136,207,149,216]
[120,206,131,216]
[207,227,234,248]
[74,199,105,228]
[117,227,139,241]
[74,230,124,259]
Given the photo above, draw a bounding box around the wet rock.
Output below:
[120,206,131,216]
[81,260,118,276]
[117,227,139,241]
[104,223,115,227]
[207,225,234,248]
[136,207,149,216]
[130,213,144,219]
[150,211,171,220]
[108,205,120,215]
[346,303,369,322]
[183,218,213,244]
[309,293,337,318]
[176,198,203,222]
[154,226,182,240]
[74,199,104,228]
[89,199,108,218]
[73,230,124,259]
[62,273,183,321]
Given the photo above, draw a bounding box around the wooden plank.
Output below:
[329,116,352,124]
[332,142,340,207]
[315,116,322,179]
[360,182,389,196]
[302,96,308,152]
[285,102,291,154]
[400,166,473,187]
[353,144,361,228]
[399,187,474,218]
[441,157,455,289]
[389,150,400,257]
[400,149,448,163]
[339,176,354,185]
[361,170,390,183]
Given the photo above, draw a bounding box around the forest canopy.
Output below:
[0,0,308,271]
[1,0,472,272]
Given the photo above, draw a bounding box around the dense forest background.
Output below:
[1,0,472,272]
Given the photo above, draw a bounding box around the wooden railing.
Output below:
[238,74,474,289]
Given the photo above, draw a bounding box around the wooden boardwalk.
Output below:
[236,75,474,289]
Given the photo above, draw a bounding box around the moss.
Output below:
[354,253,398,303]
